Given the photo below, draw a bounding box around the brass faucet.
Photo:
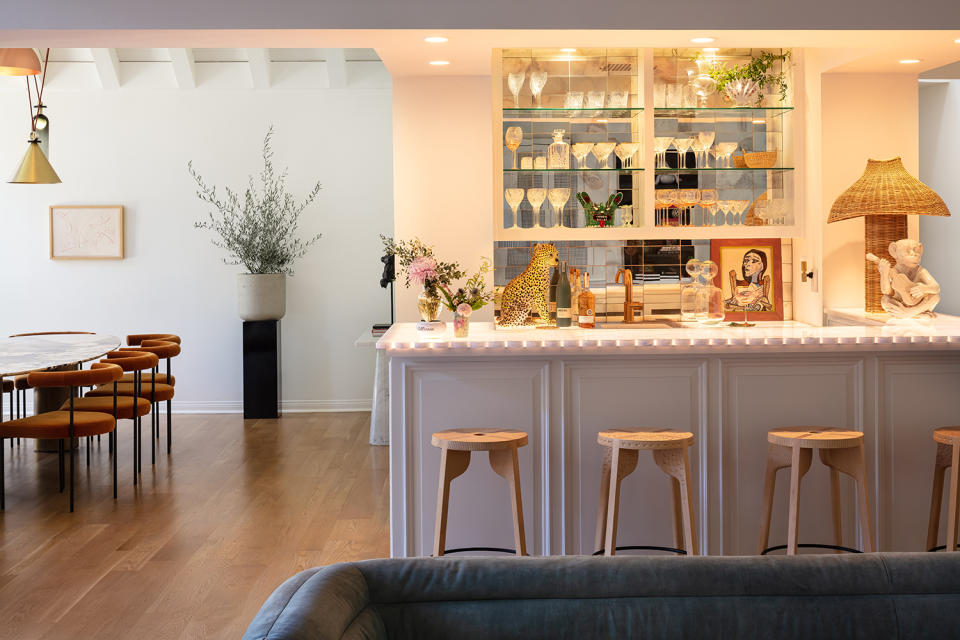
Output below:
[615,268,643,323]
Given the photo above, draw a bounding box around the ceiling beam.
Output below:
[168,48,196,89]
[246,48,270,89]
[322,48,347,88]
[90,48,120,90]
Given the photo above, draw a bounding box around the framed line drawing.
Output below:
[49,205,124,260]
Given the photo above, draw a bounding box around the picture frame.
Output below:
[49,205,124,260]
[710,238,784,322]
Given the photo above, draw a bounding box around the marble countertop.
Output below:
[376,315,960,355]
[0,333,122,376]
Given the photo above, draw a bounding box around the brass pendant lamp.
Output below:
[9,48,60,184]
[0,48,40,76]
[827,157,949,312]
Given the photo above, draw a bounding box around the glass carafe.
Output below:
[680,259,702,321]
[695,260,725,325]
[547,129,570,169]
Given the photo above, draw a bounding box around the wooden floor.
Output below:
[0,412,389,639]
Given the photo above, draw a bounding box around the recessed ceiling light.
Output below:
[561,48,577,53]
[424,36,448,43]
[429,60,450,66]
[702,47,719,53]
[955,38,960,44]
[691,37,715,44]
[899,59,921,64]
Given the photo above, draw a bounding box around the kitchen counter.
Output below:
[382,315,960,559]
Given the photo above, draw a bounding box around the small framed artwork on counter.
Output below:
[711,238,784,322]
[49,205,124,260]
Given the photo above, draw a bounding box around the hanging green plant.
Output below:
[697,50,792,105]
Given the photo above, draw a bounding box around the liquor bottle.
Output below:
[548,265,560,324]
[569,268,581,326]
[578,273,596,329]
[547,129,570,169]
[556,260,572,328]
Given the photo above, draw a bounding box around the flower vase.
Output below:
[417,289,441,322]
[453,312,470,338]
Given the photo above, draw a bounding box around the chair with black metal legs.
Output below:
[123,334,180,455]
[0,364,121,512]
[85,350,162,476]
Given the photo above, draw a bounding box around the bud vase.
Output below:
[453,312,470,338]
[417,288,441,322]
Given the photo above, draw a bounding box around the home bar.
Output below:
[379,44,960,559]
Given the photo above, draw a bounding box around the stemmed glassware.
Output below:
[655,189,678,226]
[591,141,616,169]
[529,70,548,108]
[571,143,594,169]
[547,188,571,227]
[717,200,735,227]
[713,142,738,168]
[614,142,641,169]
[732,200,749,225]
[678,189,701,226]
[653,137,674,169]
[525,188,546,229]
[505,126,523,170]
[673,137,694,169]
[699,189,718,226]
[696,131,715,167]
[504,188,524,227]
[507,72,525,108]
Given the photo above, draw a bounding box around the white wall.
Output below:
[0,74,393,411]
[920,80,960,316]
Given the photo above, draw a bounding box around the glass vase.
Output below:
[417,289,441,322]
[453,312,470,338]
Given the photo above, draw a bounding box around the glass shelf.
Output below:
[504,107,643,121]
[505,168,645,173]
[654,107,793,118]
[654,167,793,172]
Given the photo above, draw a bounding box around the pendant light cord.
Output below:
[25,48,49,133]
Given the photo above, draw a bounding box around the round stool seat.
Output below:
[598,428,693,450]
[767,427,863,449]
[933,427,960,445]
[431,428,527,451]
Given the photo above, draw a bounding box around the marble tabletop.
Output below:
[0,333,122,377]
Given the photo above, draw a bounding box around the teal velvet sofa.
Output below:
[243,553,960,639]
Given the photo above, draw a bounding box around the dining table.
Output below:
[0,332,122,450]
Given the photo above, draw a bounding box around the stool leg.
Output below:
[821,444,874,552]
[670,478,684,552]
[786,445,813,556]
[653,447,698,555]
[432,448,470,557]
[949,445,960,552]
[595,446,612,553]
[758,443,793,555]
[927,443,952,551]
[490,447,527,556]
[823,453,843,553]
[604,446,639,556]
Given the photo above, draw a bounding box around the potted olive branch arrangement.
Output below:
[697,50,792,106]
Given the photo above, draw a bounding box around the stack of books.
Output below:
[372,323,391,337]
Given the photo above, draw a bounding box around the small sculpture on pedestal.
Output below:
[497,243,559,327]
[867,239,940,320]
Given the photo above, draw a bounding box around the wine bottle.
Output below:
[578,272,596,329]
[556,260,572,328]
[548,266,560,324]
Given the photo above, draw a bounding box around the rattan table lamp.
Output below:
[828,157,950,312]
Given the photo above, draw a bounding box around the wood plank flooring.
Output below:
[0,412,389,639]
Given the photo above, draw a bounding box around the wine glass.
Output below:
[678,189,701,227]
[507,72,525,108]
[505,126,523,170]
[653,137,674,169]
[529,70,548,108]
[504,188,524,227]
[526,188,546,229]
[591,142,616,169]
[697,131,716,167]
[655,189,678,226]
[571,143,594,169]
[699,189,718,226]
[673,137,694,169]
[547,188,571,227]
[710,145,723,169]
[691,60,717,107]
[615,142,641,169]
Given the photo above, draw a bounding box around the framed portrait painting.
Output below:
[710,238,784,322]
[49,205,124,260]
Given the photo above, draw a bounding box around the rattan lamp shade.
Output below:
[828,157,950,312]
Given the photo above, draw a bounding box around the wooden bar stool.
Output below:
[758,427,874,556]
[926,427,960,552]
[431,428,528,557]
[596,428,698,556]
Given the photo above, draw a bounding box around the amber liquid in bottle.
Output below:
[578,273,596,329]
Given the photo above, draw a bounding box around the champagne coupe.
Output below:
[526,188,546,229]
[504,188,524,227]
[678,189,701,227]
[615,142,641,169]
[732,200,749,225]
[697,131,716,167]
[591,142,616,169]
[507,71,525,108]
[717,200,735,227]
[653,137,674,169]
[529,70,548,108]
[673,137,694,169]
[571,143,594,169]
[710,145,723,169]
[547,188,571,227]
[699,189,719,226]
[505,126,523,170]
[717,142,739,168]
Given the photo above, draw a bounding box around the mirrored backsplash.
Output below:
[493,239,793,322]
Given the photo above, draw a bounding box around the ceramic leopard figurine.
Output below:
[497,243,559,327]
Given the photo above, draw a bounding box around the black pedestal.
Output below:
[242,320,281,419]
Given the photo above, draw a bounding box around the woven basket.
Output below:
[732,154,746,169]
[744,191,768,226]
[864,215,907,313]
[743,150,778,169]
